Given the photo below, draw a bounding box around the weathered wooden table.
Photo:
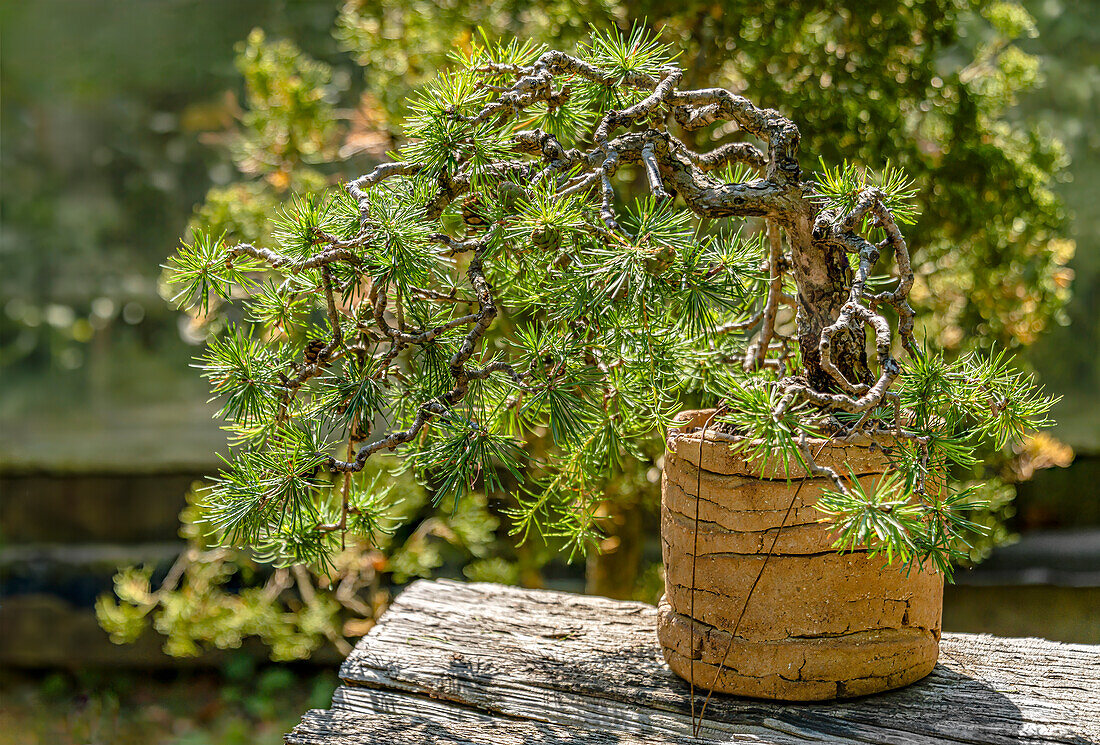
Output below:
[287,579,1100,744]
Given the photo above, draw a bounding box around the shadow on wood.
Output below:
[288,579,1100,744]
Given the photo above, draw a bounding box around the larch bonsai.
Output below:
[163,28,1053,584]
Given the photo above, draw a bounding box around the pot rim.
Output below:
[668,407,899,451]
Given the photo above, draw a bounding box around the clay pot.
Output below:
[656,409,943,701]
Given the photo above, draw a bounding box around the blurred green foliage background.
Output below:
[1,1,1097,741]
[3,1,1096,465]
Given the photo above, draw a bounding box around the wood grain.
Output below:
[287,579,1100,744]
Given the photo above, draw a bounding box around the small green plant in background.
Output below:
[97,459,514,659]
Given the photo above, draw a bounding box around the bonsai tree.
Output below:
[163,28,1054,578]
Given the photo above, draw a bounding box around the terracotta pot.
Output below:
[656,409,943,701]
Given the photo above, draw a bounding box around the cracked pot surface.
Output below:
[657,409,943,701]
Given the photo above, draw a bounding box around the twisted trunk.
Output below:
[652,136,872,391]
[783,210,872,392]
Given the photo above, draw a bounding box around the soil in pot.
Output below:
[656,409,943,701]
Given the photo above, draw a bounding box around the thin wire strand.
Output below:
[688,407,724,731]
[692,436,836,736]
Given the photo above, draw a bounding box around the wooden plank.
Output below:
[286,701,665,744]
[332,579,1100,745]
[326,685,816,744]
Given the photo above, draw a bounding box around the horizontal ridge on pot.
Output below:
[658,598,940,701]
[657,409,944,701]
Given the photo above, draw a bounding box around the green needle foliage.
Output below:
[815,159,921,227]
[816,348,1057,578]
[817,471,926,566]
[163,26,1055,584]
[166,232,258,315]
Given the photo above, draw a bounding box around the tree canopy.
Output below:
[95,2,1075,661]
[167,25,1053,573]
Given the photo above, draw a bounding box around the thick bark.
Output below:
[783,213,873,391]
[639,134,871,390]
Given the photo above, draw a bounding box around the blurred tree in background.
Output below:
[1017,1,1100,442]
[2,0,1088,660]
[330,0,1074,352]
